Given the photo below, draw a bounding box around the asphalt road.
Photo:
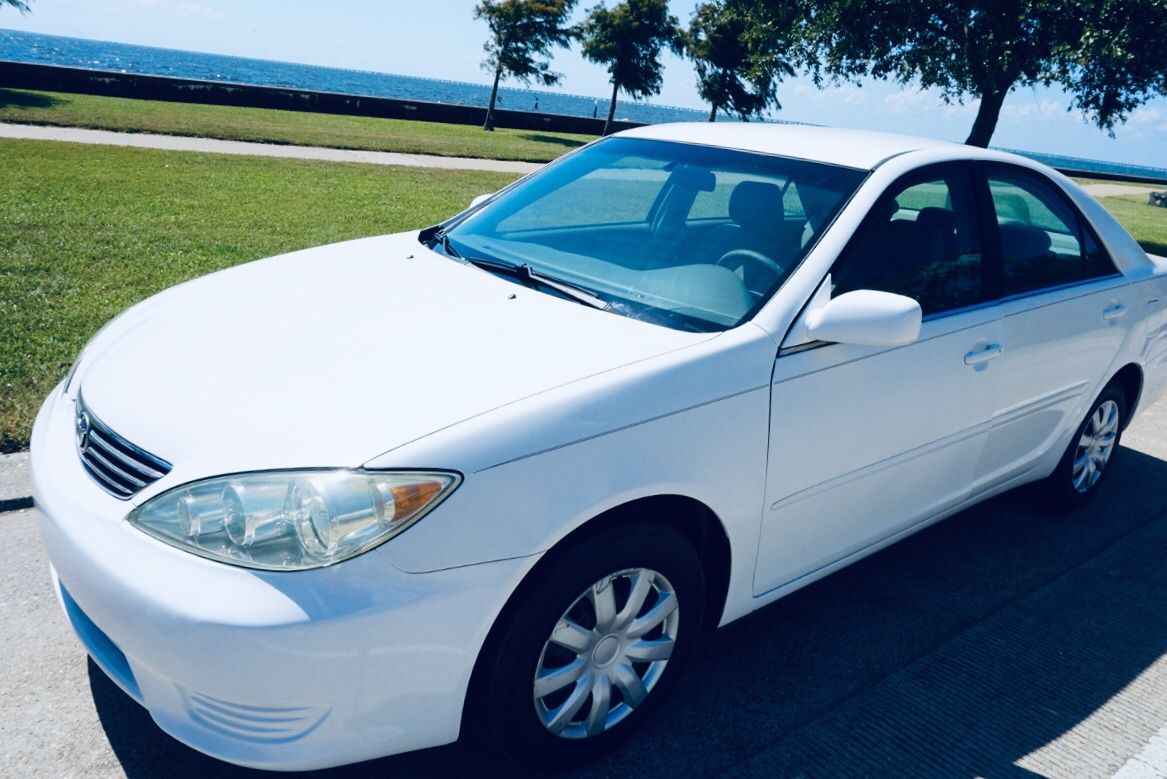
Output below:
[4,397,1167,778]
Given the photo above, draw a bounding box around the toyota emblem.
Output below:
[75,409,92,455]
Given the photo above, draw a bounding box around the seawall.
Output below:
[0,60,643,136]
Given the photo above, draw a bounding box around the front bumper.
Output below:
[30,387,537,770]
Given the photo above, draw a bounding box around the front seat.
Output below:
[702,181,802,290]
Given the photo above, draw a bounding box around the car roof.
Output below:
[617,122,969,170]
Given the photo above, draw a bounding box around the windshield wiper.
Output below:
[435,230,461,258]
[425,227,606,310]
[462,256,608,310]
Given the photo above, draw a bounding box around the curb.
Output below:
[0,451,32,513]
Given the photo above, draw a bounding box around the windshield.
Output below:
[440,137,866,332]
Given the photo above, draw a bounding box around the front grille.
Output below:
[75,394,171,499]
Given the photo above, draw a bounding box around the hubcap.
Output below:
[1072,399,1120,493]
[533,567,680,740]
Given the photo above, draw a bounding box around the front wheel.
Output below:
[1042,384,1126,510]
[474,523,704,768]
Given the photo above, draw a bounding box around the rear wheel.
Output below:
[1042,384,1126,510]
[475,523,704,768]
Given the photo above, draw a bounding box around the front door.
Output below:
[755,166,1003,595]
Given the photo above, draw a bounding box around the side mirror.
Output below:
[805,290,922,347]
[470,193,492,209]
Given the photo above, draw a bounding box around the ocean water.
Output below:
[0,29,707,125]
[2,29,1165,180]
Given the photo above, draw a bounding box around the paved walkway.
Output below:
[4,122,1160,198]
[0,122,542,174]
[0,451,30,512]
[1079,182,1161,198]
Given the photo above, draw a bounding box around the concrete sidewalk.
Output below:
[0,122,542,174]
[0,452,30,512]
[3,122,1160,200]
[1079,182,1161,198]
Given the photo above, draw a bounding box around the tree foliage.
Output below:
[758,0,1167,147]
[580,0,680,135]
[2,0,32,11]
[475,0,577,130]
[679,1,795,121]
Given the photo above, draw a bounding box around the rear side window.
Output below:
[987,170,1116,296]
[831,170,985,316]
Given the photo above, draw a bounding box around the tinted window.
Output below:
[831,170,984,316]
[988,170,1116,296]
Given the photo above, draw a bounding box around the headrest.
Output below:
[729,181,783,231]
[916,207,956,236]
[999,222,1052,260]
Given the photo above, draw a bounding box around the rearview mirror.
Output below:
[805,290,922,347]
[470,193,492,209]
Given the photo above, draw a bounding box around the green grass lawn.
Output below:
[0,88,593,163]
[1097,196,1167,257]
[2,139,1166,453]
[0,139,518,452]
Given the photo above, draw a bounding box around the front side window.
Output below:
[831,169,985,316]
[987,170,1116,297]
[441,138,866,332]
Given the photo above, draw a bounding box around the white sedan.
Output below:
[31,124,1167,770]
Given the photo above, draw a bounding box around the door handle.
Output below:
[964,343,1003,366]
[1103,303,1127,321]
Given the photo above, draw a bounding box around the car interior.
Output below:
[480,161,849,328]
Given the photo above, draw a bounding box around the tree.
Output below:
[679,1,795,121]
[475,0,578,131]
[758,0,1167,147]
[580,0,680,135]
[2,0,32,11]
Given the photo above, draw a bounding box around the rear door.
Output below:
[972,165,1132,489]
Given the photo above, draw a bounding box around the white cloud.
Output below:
[1126,107,1167,133]
[882,86,975,117]
[883,87,936,112]
[1000,99,1068,121]
[881,87,976,117]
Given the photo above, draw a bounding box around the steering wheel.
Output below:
[716,248,783,280]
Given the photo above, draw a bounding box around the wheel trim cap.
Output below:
[532,567,679,740]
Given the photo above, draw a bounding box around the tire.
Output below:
[474,522,705,768]
[1042,384,1127,511]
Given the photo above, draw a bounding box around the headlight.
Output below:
[127,470,460,570]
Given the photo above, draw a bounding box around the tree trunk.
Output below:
[965,87,1007,147]
[708,103,718,122]
[602,80,619,136]
[483,65,502,131]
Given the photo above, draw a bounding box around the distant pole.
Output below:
[593,99,598,119]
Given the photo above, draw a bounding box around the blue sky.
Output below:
[3,0,1165,167]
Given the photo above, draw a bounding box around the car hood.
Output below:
[76,232,712,486]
